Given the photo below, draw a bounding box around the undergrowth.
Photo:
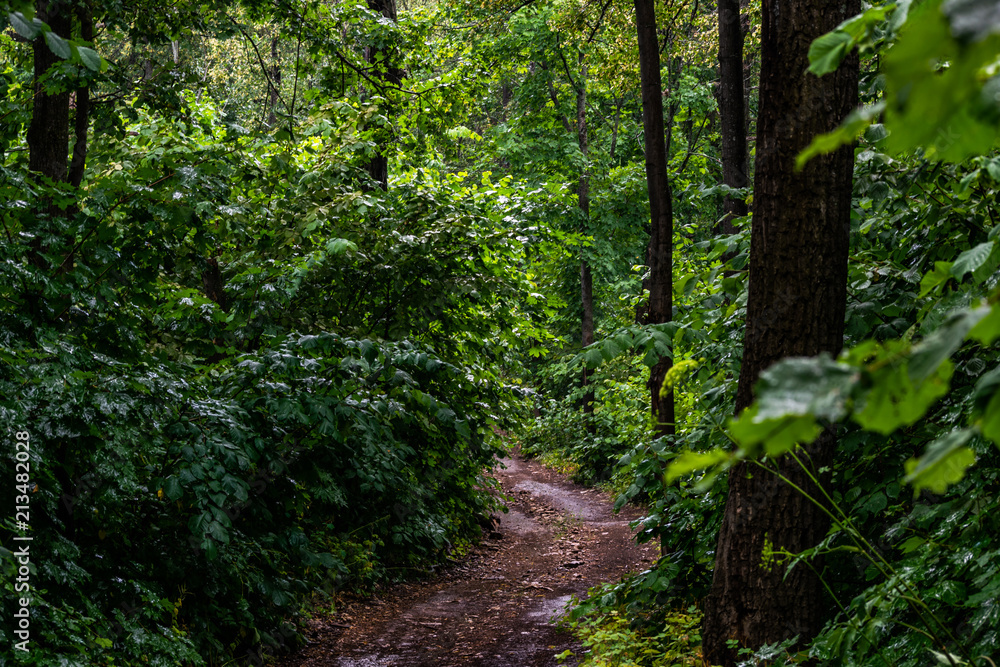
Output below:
[557,587,704,667]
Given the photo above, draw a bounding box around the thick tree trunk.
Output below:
[717,0,748,233]
[701,0,859,664]
[365,0,401,191]
[27,1,71,184]
[633,0,674,438]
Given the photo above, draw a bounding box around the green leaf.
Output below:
[854,356,953,435]
[665,448,732,483]
[807,5,894,76]
[76,46,103,72]
[729,404,823,459]
[8,11,41,39]
[206,519,230,545]
[968,301,1000,344]
[862,491,888,515]
[808,31,855,76]
[883,0,1000,161]
[909,306,990,382]
[987,157,1000,182]
[163,477,184,501]
[754,354,858,423]
[980,390,1000,446]
[919,261,954,297]
[904,429,976,495]
[942,0,1000,43]
[973,367,1000,445]
[582,347,604,369]
[950,241,996,280]
[325,237,356,255]
[44,30,71,59]
[797,103,885,170]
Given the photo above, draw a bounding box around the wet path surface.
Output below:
[280,454,657,667]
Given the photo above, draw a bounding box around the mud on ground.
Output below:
[279,453,658,667]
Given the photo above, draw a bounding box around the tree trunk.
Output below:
[27,1,71,184]
[576,52,595,423]
[633,0,674,438]
[69,3,93,189]
[365,0,402,191]
[26,0,76,534]
[717,0,748,234]
[267,35,281,129]
[701,0,859,663]
[202,256,230,313]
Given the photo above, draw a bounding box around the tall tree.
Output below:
[267,33,281,129]
[701,0,859,664]
[27,0,72,184]
[576,51,596,422]
[633,0,674,437]
[366,0,402,190]
[716,0,747,233]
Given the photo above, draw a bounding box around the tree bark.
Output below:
[717,0,748,234]
[267,34,281,129]
[69,3,93,189]
[365,0,402,191]
[701,0,859,664]
[27,1,71,184]
[577,52,595,423]
[202,256,230,313]
[633,0,674,438]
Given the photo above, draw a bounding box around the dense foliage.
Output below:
[3,0,1000,665]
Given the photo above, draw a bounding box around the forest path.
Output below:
[280,453,657,667]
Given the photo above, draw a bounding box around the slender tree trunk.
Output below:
[717,0,748,233]
[609,98,621,162]
[741,0,756,157]
[267,35,281,129]
[633,0,674,438]
[202,256,230,313]
[365,0,401,191]
[576,53,595,423]
[69,3,93,189]
[701,0,859,664]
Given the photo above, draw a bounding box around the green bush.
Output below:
[0,333,511,664]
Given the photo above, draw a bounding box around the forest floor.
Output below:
[278,451,658,666]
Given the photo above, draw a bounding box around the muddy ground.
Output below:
[278,453,657,667]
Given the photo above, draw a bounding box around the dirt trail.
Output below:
[280,454,657,666]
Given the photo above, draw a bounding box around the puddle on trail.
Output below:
[512,480,601,521]
[523,594,574,622]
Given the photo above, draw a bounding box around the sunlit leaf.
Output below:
[797,103,885,170]
[729,404,823,458]
[808,31,854,76]
[919,261,954,297]
[904,429,976,494]
[854,358,953,434]
[665,448,732,483]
